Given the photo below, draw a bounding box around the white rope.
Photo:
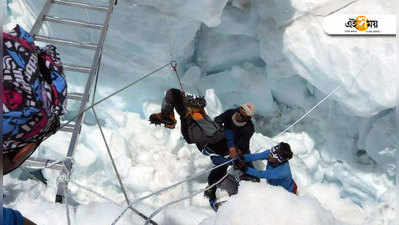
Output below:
[58,62,171,131]
[70,180,121,206]
[92,108,131,204]
[92,108,157,225]
[63,163,72,225]
[275,85,342,138]
[110,158,234,225]
[144,173,230,225]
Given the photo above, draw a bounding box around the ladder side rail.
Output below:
[29,0,53,37]
[65,0,114,161]
[55,1,115,202]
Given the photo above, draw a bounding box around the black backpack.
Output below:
[183,96,224,146]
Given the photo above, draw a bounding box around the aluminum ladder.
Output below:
[24,0,116,203]
[23,1,159,224]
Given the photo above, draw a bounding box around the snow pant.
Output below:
[161,88,186,118]
[201,140,230,199]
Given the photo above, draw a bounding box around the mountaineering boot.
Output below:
[149,112,177,129]
[240,173,260,183]
[204,186,218,212]
[209,198,218,212]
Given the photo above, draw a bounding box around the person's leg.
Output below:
[162,88,186,117]
[150,88,184,128]
[205,163,228,200]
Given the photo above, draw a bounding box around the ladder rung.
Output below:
[67,92,84,101]
[53,0,108,11]
[63,64,92,73]
[60,123,75,132]
[44,15,104,30]
[24,158,65,170]
[35,35,97,50]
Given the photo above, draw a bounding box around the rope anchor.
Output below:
[170,60,177,72]
[170,60,184,92]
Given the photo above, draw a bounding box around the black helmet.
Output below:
[270,142,293,163]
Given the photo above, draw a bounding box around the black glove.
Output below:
[234,156,248,172]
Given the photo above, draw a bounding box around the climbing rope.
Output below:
[70,180,121,206]
[171,60,185,92]
[275,85,342,138]
[58,62,172,132]
[92,108,131,203]
[144,173,230,225]
[92,107,159,225]
[110,158,235,225]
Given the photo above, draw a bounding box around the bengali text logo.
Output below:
[345,16,378,32]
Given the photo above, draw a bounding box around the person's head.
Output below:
[268,142,293,165]
[232,104,255,126]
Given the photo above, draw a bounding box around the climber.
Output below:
[149,88,231,210]
[237,142,298,194]
[213,104,260,182]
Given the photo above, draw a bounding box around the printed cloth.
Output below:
[2,24,67,153]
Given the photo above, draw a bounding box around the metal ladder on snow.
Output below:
[23,0,116,203]
[23,2,159,224]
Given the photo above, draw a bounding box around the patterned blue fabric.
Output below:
[2,25,67,153]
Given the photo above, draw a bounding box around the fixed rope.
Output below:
[58,62,172,132]
[92,107,158,225]
[275,85,342,138]
[144,173,230,225]
[171,60,185,92]
[110,158,235,225]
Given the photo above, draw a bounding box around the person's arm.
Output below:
[224,129,235,149]
[243,150,270,162]
[246,164,288,180]
[4,143,37,175]
[245,167,267,178]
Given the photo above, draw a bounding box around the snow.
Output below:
[3,0,398,224]
[201,182,340,225]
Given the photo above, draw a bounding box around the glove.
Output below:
[229,147,239,158]
[234,155,247,172]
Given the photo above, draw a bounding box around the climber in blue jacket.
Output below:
[237,142,297,194]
